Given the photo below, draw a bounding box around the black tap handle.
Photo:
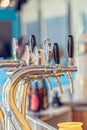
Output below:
[53,43,60,64]
[67,35,74,58]
[29,34,36,52]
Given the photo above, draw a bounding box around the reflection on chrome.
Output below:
[0,36,77,130]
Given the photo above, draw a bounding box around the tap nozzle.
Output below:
[67,72,74,93]
[55,75,63,94]
[39,74,52,90]
[46,77,52,90]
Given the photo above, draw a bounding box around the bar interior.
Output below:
[0,0,87,130]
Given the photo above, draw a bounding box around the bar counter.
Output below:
[26,106,72,129]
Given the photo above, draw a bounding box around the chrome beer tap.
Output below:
[43,39,54,90]
[0,34,77,130]
[0,38,25,68]
[25,34,38,65]
[67,35,75,93]
[2,37,24,130]
[53,43,64,94]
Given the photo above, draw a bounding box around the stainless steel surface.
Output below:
[26,114,57,130]
[12,38,19,61]
[0,36,77,130]
[1,63,77,130]
[0,60,25,68]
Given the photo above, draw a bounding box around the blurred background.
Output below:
[1,0,87,58]
[0,0,87,129]
[0,0,87,99]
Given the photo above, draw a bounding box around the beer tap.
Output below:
[0,34,77,130]
[0,38,25,68]
[25,35,37,65]
[3,37,21,110]
[53,43,64,94]
[43,39,53,90]
[36,47,52,90]
[67,35,74,93]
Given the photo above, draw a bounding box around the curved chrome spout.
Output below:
[55,75,63,94]
[67,72,74,93]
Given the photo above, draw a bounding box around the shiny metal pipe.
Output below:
[0,60,25,68]
[21,81,31,118]
[8,65,77,130]
[10,79,31,130]
[62,66,77,72]
[1,62,77,130]
[2,65,77,111]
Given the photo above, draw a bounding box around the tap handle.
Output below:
[67,35,74,58]
[25,45,32,65]
[12,38,18,60]
[53,43,60,65]
[44,39,53,64]
[29,34,36,52]
[44,39,52,49]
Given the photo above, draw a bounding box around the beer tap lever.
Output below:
[68,35,74,66]
[53,43,60,66]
